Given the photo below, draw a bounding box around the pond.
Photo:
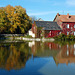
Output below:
[0,41,75,75]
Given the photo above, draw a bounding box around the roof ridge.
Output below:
[60,15,75,16]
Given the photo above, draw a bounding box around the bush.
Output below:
[54,33,66,41]
[54,34,75,41]
[25,35,32,38]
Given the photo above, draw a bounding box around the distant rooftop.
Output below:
[37,18,44,21]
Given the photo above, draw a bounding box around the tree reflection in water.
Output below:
[0,42,32,70]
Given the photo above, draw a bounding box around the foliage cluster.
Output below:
[37,27,44,38]
[54,33,75,41]
[0,5,32,34]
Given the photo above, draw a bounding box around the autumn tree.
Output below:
[0,8,8,33]
[0,5,32,34]
[15,6,32,33]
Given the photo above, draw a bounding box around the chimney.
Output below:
[67,13,69,18]
[57,13,59,16]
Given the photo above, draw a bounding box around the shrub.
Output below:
[54,34,75,41]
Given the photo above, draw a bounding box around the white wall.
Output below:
[29,30,35,38]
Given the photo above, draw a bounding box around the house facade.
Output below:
[53,13,75,35]
[32,21,62,38]
[30,13,75,38]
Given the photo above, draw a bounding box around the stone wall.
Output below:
[0,34,25,37]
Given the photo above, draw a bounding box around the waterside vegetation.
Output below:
[54,34,75,41]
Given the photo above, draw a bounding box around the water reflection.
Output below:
[29,41,75,65]
[55,44,75,65]
[0,42,31,70]
[0,41,75,71]
[29,41,61,57]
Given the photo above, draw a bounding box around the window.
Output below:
[74,24,75,28]
[59,32,61,34]
[71,27,72,29]
[74,32,75,36]
[57,32,60,35]
[67,32,69,35]
[49,31,51,36]
[67,24,69,28]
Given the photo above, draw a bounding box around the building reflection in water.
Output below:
[28,41,61,58]
[54,44,75,65]
[29,41,75,65]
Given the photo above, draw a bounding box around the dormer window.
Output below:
[67,24,69,28]
[74,24,75,28]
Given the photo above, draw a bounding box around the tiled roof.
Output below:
[54,13,75,22]
[35,21,62,30]
[59,15,75,22]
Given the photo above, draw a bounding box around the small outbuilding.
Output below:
[32,21,62,38]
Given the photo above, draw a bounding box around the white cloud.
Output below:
[27,10,66,16]
[28,11,59,16]
[27,9,32,12]
[28,10,75,16]
[25,0,50,3]
[53,1,65,6]
[66,10,75,13]
[66,0,75,6]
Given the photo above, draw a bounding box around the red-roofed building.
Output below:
[54,13,75,35]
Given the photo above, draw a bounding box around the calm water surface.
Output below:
[0,41,75,75]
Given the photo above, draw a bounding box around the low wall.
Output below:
[16,37,55,42]
[0,34,26,37]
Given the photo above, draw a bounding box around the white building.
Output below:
[28,29,35,38]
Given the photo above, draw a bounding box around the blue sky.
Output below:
[0,0,75,21]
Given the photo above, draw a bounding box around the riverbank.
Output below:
[0,34,55,42]
[15,37,55,42]
[0,38,55,44]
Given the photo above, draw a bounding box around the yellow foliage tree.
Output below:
[0,5,32,34]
